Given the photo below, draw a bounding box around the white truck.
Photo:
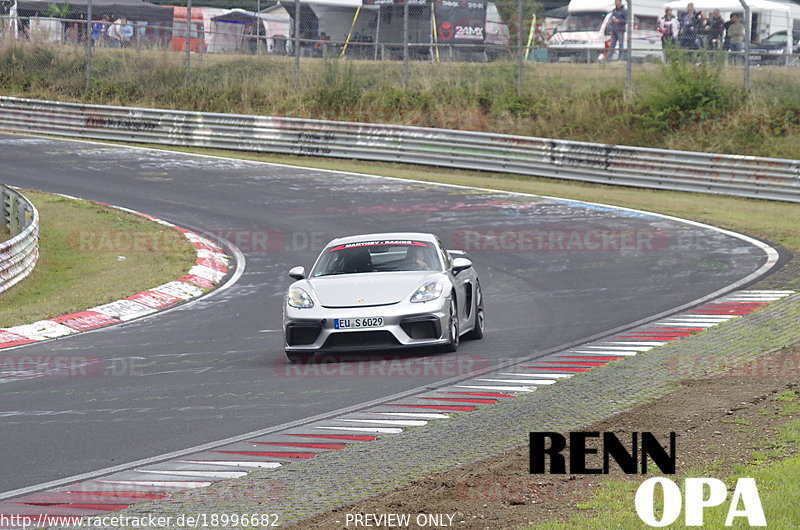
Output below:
[548,0,665,62]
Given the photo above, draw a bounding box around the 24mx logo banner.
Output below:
[435,0,487,43]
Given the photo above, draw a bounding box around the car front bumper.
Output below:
[283,298,450,353]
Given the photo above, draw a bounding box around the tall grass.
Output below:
[1,41,799,158]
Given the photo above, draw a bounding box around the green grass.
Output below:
[2,42,800,159]
[530,392,800,529]
[0,190,196,327]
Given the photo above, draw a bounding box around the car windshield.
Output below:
[763,32,787,45]
[557,12,607,33]
[312,240,441,277]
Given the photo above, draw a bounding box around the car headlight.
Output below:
[410,280,443,303]
[287,287,314,308]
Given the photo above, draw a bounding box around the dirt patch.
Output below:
[287,344,800,529]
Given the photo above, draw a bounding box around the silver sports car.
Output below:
[282,232,484,362]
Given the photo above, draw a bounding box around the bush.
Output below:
[637,54,741,132]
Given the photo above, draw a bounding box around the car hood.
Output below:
[304,272,441,308]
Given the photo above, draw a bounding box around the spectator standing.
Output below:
[707,9,725,49]
[679,2,699,49]
[697,11,710,49]
[91,17,105,46]
[658,7,680,47]
[106,16,124,48]
[727,13,746,62]
[608,0,628,61]
[121,19,134,47]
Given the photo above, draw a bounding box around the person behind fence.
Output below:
[90,16,105,46]
[608,0,627,60]
[679,2,699,49]
[727,13,745,58]
[658,7,679,47]
[697,10,710,49]
[106,16,125,48]
[707,9,725,49]
[121,18,134,47]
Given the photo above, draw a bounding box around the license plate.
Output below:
[334,317,384,329]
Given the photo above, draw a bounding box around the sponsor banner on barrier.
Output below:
[50,310,122,331]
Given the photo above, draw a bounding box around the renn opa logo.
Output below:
[529,432,765,527]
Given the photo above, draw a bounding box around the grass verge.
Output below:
[0,190,196,327]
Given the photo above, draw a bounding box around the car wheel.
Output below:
[464,282,485,340]
[286,351,313,363]
[443,296,460,353]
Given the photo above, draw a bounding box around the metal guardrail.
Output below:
[0,96,798,203]
[1,185,39,295]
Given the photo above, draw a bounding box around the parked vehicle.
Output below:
[548,0,664,62]
[750,30,800,65]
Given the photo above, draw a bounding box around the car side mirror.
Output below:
[452,257,472,275]
[288,266,305,280]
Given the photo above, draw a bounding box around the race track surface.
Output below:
[0,134,772,494]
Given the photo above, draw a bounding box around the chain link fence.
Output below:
[2,1,798,82]
[0,0,798,145]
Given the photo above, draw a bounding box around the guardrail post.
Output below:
[9,193,20,234]
[2,187,8,229]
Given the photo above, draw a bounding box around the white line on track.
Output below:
[135,470,248,479]
[453,385,534,392]
[178,461,282,469]
[313,426,404,434]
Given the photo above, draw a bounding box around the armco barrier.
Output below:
[1,185,39,294]
[1,96,799,202]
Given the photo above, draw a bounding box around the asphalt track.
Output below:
[0,133,775,495]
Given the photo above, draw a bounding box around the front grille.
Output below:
[400,318,440,339]
[286,323,322,346]
[323,331,399,350]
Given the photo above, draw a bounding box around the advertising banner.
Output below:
[434,0,487,43]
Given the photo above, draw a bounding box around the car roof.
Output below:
[325,232,439,247]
